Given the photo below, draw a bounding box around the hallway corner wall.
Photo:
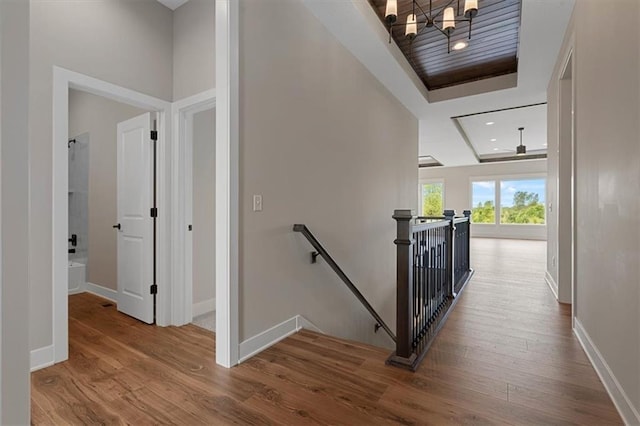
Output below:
[0,0,31,422]
[547,1,640,422]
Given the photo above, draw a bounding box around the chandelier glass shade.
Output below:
[384,0,479,53]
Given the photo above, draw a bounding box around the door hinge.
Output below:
[150,207,158,218]
[150,130,158,141]
[150,284,158,295]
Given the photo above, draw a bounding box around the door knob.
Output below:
[113,223,121,230]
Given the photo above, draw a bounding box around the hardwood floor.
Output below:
[31,238,622,425]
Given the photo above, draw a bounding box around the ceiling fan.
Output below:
[489,127,526,156]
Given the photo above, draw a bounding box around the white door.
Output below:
[116,112,155,324]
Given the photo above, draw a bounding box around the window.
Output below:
[420,182,444,216]
[471,181,496,223]
[500,179,546,224]
[470,177,546,226]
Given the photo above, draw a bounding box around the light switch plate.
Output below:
[253,194,263,212]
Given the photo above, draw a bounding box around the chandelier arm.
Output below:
[413,1,430,21]
[432,17,470,23]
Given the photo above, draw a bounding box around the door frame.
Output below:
[556,40,576,327]
[215,0,241,367]
[171,89,216,326]
[52,66,171,363]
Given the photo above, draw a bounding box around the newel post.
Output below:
[444,210,456,297]
[392,209,415,362]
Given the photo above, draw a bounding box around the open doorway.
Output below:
[557,51,575,319]
[52,68,172,363]
[171,90,216,330]
[67,88,157,325]
[188,106,216,332]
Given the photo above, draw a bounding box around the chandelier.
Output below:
[384,0,479,53]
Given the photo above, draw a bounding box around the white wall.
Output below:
[0,0,31,422]
[548,1,640,422]
[173,0,215,101]
[68,89,147,291]
[29,0,173,351]
[192,107,216,307]
[238,0,418,349]
[419,160,548,240]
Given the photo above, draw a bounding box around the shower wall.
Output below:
[68,133,89,262]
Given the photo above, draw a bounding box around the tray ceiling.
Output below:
[455,103,547,160]
[369,0,522,90]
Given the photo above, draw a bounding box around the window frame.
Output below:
[498,177,547,225]
[469,173,547,227]
[469,179,498,224]
[418,178,445,217]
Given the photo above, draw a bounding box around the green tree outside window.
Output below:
[421,183,443,216]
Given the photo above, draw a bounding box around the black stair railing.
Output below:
[293,224,396,343]
[387,209,473,371]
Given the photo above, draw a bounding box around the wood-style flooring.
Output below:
[31,238,622,425]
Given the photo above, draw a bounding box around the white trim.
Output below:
[85,282,118,303]
[173,89,217,111]
[215,0,240,368]
[238,315,323,363]
[171,89,216,326]
[52,67,171,363]
[544,270,558,300]
[574,320,640,425]
[418,178,444,217]
[30,345,54,372]
[296,316,323,334]
[192,298,216,318]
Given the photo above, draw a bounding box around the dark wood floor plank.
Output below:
[31,238,622,425]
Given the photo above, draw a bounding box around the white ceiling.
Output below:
[303,0,575,167]
[156,0,189,11]
[457,103,548,157]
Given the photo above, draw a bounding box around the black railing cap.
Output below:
[393,209,414,220]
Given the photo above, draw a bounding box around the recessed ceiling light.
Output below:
[493,148,499,151]
[486,121,494,126]
[490,138,497,142]
[452,41,468,51]
[543,143,548,146]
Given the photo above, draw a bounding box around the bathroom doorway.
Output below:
[52,68,172,364]
[187,105,216,333]
[67,89,157,323]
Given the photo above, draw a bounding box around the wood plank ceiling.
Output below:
[369,0,522,90]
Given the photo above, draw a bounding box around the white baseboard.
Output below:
[31,345,54,372]
[86,282,118,302]
[238,315,322,363]
[193,298,216,318]
[544,270,559,300]
[297,315,322,333]
[574,319,640,425]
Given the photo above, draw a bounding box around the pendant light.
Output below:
[516,127,526,156]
